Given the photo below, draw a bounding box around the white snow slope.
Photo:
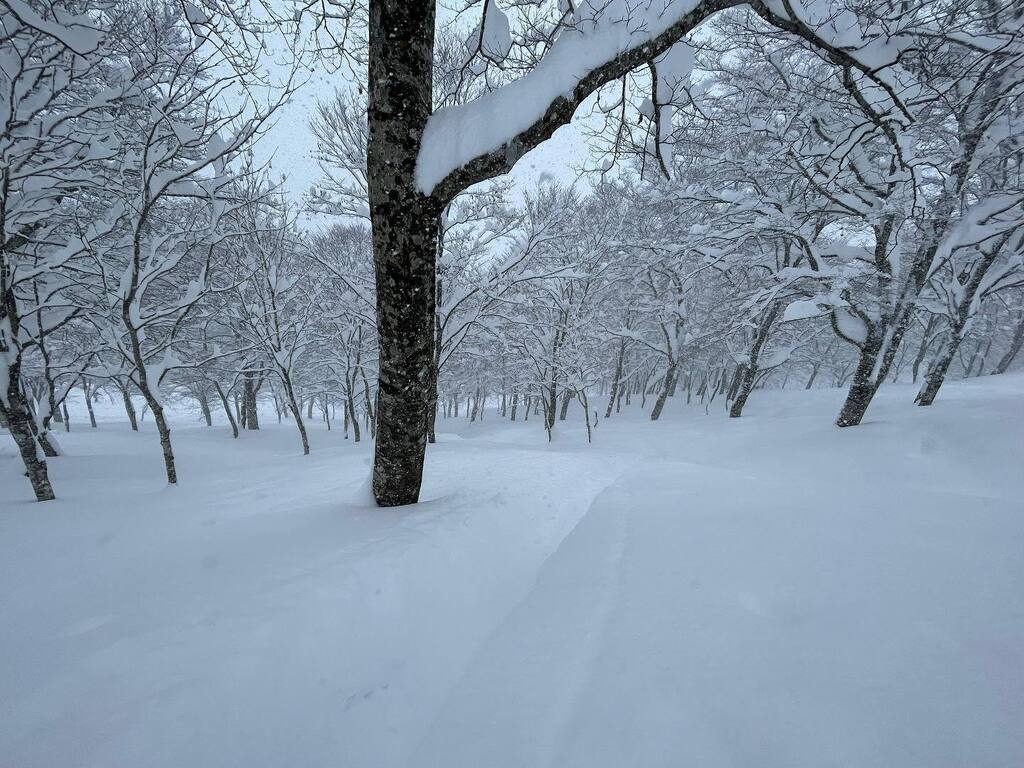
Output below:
[2,375,1022,768]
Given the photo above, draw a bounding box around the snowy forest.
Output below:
[2,1,1023,766]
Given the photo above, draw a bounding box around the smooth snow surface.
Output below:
[2,376,1023,767]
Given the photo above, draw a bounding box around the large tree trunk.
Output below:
[367,0,439,506]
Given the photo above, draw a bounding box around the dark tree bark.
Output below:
[282,376,309,454]
[243,371,260,430]
[605,339,626,418]
[347,388,361,442]
[199,393,213,426]
[367,0,440,505]
[83,381,97,428]
[426,359,439,444]
[730,303,780,418]
[1,352,56,501]
[836,330,885,427]
[558,389,573,421]
[120,383,138,431]
[360,361,376,436]
[650,361,678,421]
[804,363,821,390]
[214,382,239,439]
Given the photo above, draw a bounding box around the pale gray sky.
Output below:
[251,7,595,216]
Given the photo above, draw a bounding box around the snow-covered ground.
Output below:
[2,376,1022,768]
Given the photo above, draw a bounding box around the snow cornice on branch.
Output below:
[416,0,914,204]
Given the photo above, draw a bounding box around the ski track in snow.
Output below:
[414,455,1024,768]
[2,375,1023,767]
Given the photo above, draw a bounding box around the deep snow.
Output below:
[2,376,1022,767]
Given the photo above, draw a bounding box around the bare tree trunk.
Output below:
[360,364,376,435]
[2,359,56,501]
[650,361,678,421]
[836,334,884,428]
[348,389,361,442]
[199,393,212,426]
[152,403,176,484]
[510,391,518,421]
[804,362,821,390]
[367,0,439,505]
[915,339,960,406]
[243,371,260,430]
[121,383,138,431]
[426,357,438,444]
[214,382,239,439]
[281,375,309,454]
[580,389,592,443]
[730,304,780,418]
[605,339,626,418]
[547,370,558,430]
[83,381,97,428]
[558,389,573,421]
